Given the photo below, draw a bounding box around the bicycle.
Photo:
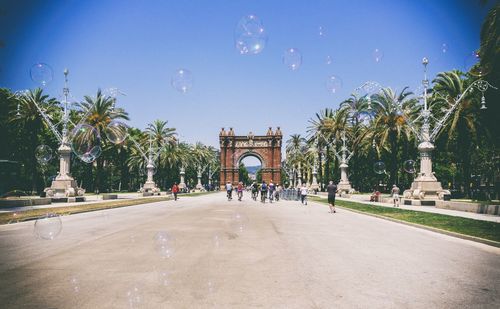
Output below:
[252,190,258,201]
[260,191,267,203]
[269,191,274,203]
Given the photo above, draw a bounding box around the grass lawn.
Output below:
[0,196,171,225]
[310,196,500,243]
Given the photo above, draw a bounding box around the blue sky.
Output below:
[0,0,492,149]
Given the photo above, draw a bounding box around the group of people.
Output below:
[226,180,282,203]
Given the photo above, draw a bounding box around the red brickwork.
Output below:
[219,127,282,188]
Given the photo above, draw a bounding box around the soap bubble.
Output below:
[35,144,53,164]
[126,286,142,309]
[30,63,53,86]
[69,277,80,294]
[373,48,384,63]
[70,124,101,163]
[171,68,193,93]
[464,51,491,77]
[157,270,171,287]
[105,120,128,144]
[404,160,416,174]
[34,213,62,240]
[234,14,268,55]
[154,231,176,259]
[231,212,248,233]
[318,26,326,37]
[441,43,448,54]
[325,75,342,94]
[358,111,374,126]
[325,55,332,65]
[283,48,302,71]
[373,161,386,174]
[212,232,224,249]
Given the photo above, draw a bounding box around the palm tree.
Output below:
[371,87,419,186]
[11,88,59,192]
[432,70,481,197]
[79,89,129,192]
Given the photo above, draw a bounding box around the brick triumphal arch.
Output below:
[219,127,282,187]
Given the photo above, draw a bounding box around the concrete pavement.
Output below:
[0,192,498,308]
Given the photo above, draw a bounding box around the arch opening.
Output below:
[239,154,262,185]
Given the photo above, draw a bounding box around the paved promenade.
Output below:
[0,192,498,308]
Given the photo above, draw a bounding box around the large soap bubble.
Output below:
[30,63,53,86]
[171,69,193,93]
[105,120,128,144]
[373,161,386,174]
[464,51,491,77]
[403,160,416,174]
[154,231,176,259]
[34,213,62,240]
[35,144,53,164]
[325,75,342,94]
[70,124,101,163]
[234,14,268,55]
[283,48,302,71]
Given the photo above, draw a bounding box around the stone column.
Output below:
[311,164,319,190]
[196,166,203,190]
[179,166,186,190]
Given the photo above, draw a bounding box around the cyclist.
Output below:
[275,184,282,201]
[268,180,275,203]
[251,182,259,201]
[237,182,244,201]
[226,182,233,201]
[260,181,268,203]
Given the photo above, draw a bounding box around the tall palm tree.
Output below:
[11,88,59,192]
[79,89,129,192]
[371,87,419,186]
[432,70,481,196]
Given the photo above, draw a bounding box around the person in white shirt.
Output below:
[300,184,308,205]
[391,184,400,207]
[226,182,233,201]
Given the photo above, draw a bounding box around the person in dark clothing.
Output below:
[327,181,337,213]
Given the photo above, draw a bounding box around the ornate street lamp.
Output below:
[333,131,355,195]
[127,131,172,196]
[397,58,497,203]
[15,69,100,200]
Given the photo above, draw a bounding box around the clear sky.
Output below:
[0,0,492,148]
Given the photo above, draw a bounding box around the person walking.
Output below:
[171,182,179,201]
[391,184,400,207]
[237,181,244,201]
[327,180,337,213]
[300,184,308,205]
[226,182,233,201]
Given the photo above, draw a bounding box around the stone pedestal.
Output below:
[403,141,450,202]
[337,163,353,194]
[141,163,160,195]
[179,168,186,190]
[44,144,85,200]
